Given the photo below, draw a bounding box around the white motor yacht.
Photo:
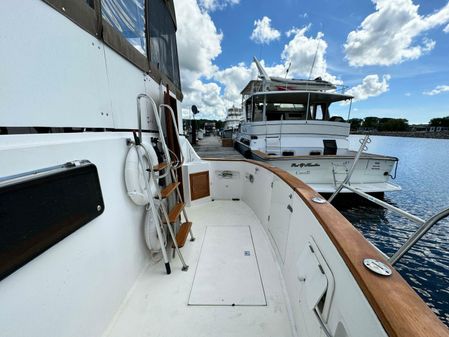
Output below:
[0,2,448,337]
[234,58,400,194]
[222,106,244,139]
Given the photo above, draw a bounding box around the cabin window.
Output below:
[148,0,181,90]
[101,0,147,55]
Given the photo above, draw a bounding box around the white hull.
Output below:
[268,156,400,193]
[235,140,399,193]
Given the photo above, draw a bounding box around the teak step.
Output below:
[157,182,180,199]
[164,202,184,223]
[174,222,192,248]
[152,162,168,172]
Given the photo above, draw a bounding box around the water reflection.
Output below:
[339,136,449,326]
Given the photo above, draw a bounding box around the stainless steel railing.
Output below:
[328,135,449,266]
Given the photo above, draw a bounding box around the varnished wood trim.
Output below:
[175,222,192,248]
[158,182,179,199]
[205,157,449,337]
[189,171,210,201]
[164,202,184,224]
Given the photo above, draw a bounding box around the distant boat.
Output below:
[222,106,244,139]
[234,57,400,194]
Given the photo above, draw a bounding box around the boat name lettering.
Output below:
[291,163,320,168]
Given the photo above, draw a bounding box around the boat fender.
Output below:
[125,142,159,206]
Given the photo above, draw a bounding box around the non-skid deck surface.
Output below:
[104,201,294,337]
[189,226,266,306]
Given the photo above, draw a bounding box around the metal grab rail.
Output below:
[136,94,171,178]
[159,103,184,168]
[328,135,371,203]
[389,207,449,265]
[328,135,449,266]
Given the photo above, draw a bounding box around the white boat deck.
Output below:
[103,201,296,337]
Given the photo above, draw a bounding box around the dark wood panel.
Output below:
[190,171,210,201]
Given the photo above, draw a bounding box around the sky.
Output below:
[173,0,449,124]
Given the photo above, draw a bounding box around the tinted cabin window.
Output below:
[102,0,147,55]
[148,0,181,90]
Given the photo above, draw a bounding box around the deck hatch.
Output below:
[189,226,266,306]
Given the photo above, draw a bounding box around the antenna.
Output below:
[308,40,320,80]
[284,62,291,90]
[284,62,291,79]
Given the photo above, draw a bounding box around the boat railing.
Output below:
[328,135,449,266]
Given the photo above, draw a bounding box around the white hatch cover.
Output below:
[188,226,266,306]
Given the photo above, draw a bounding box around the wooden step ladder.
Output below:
[136,93,195,274]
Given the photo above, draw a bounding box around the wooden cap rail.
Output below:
[205,157,449,337]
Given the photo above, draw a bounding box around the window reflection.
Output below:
[101,0,147,55]
[148,0,181,90]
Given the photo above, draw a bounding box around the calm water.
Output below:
[340,136,449,326]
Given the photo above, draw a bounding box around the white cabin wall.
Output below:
[104,47,146,129]
[0,1,163,132]
[0,1,112,128]
[0,133,153,337]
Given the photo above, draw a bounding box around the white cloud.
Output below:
[175,4,372,120]
[198,0,239,12]
[345,0,449,66]
[175,0,222,78]
[346,74,391,101]
[405,92,411,96]
[250,16,281,44]
[174,0,224,118]
[423,85,449,96]
[281,26,341,83]
[444,23,449,33]
[213,63,256,102]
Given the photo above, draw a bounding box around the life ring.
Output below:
[125,142,159,206]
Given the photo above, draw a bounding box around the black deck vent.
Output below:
[323,140,337,155]
[0,162,104,281]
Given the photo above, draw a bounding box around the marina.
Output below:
[1,1,448,337]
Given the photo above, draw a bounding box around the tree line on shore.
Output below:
[348,116,449,131]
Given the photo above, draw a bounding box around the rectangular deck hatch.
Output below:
[189,226,266,306]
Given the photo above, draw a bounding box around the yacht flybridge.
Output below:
[1,2,448,337]
[234,58,400,194]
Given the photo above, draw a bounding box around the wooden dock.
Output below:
[193,136,244,159]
